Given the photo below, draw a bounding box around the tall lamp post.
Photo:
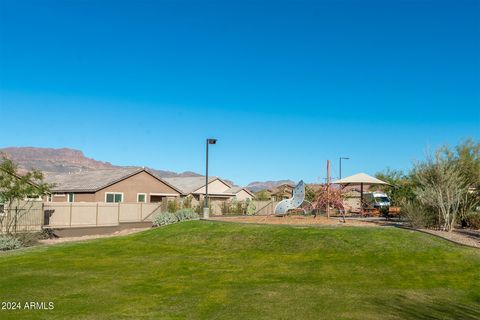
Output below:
[204,138,217,219]
[339,157,350,179]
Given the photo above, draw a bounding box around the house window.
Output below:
[105,192,123,203]
[137,193,146,203]
[46,194,52,202]
[67,193,75,203]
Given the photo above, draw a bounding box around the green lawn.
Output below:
[0,221,479,319]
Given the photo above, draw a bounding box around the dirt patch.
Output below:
[38,227,150,246]
[210,215,378,227]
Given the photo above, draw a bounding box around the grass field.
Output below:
[0,221,479,319]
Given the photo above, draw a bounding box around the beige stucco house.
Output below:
[226,186,255,201]
[163,176,254,202]
[45,168,182,203]
[45,168,254,207]
[268,183,294,201]
[163,176,254,214]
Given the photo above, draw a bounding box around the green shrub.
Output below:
[175,208,199,221]
[246,199,256,216]
[254,190,270,201]
[15,232,42,247]
[194,200,211,214]
[400,200,436,229]
[465,212,480,229]
[41,228,57,239]
[221,201,230,214]
[235,201,244,214]
[182,196,193,209]
[220,200,251,215]
[153,212,178,227]
[167,199,180,213]
[0,235,22,251]
[153,209,199,227]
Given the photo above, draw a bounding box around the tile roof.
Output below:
[226,186,254,197]
[226,186,242,193]
[163,176,220,194]
[44,167,181,193]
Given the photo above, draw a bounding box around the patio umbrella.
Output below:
[333,173,390,214]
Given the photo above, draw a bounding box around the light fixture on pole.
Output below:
[339,157,350,179]
[204,138,217,219]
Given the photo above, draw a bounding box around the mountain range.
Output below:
[0,147,289,191]
[246,180,296,192]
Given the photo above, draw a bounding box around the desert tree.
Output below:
[438,139,480,226]
[0,156,51,235]
[374,169,416,206]
[413,154,467,231]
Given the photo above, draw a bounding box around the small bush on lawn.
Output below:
[153,212,178,227]
[246,199,256,216]
[167,199,180,213]
[15,232,42,247]
[41,228,57,239]
[175,208,199,221]
[153,209,199,227]
[0,235,22,251]
[400,200,436,229]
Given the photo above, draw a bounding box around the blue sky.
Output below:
[0,0,479,186]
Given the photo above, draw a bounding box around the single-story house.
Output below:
[44,168,253,205]
[268,183,294,201]
[226,186,255,201]
[44,167,182,203]
[163,176,254,214]
[163,176,254,202]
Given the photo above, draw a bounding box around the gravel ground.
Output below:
[419,228,480,248]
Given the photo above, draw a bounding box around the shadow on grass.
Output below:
[376,295,480,320]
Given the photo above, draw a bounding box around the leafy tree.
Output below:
[167,198,180,213]
[0,156,51,235]
[374,169,416,206]
[254,190,271,201]
[437,139,480,226]
[413,154,467,231]
[375,139,479,230]
[245,199,256,216]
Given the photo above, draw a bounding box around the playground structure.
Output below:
[272,179,341,218]
[272,173,391,219]
[274,180,310,216]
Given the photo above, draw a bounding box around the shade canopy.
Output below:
[333,172,389,186]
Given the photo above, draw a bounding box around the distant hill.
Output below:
[0,147,202,178]
[246,180,295,192]
[0,147,286,187]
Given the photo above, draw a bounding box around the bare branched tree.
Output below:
[312,185,346,221]
[413,154,467,231]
